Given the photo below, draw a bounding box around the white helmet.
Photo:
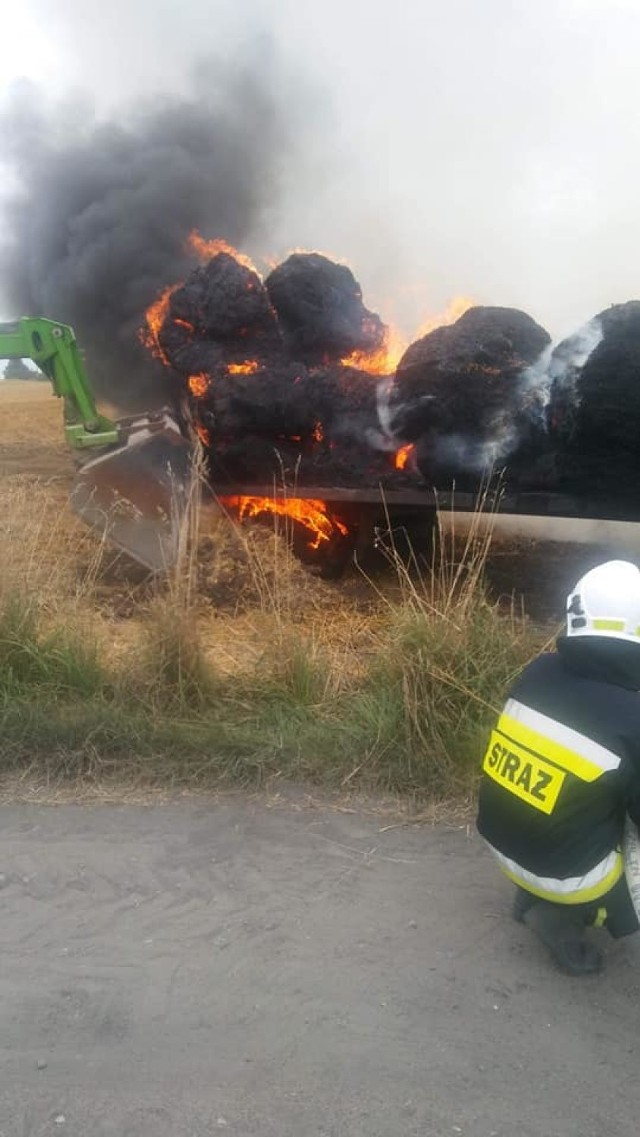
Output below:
[566,560,640,644]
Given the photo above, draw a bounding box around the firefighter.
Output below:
[477,559,640,975]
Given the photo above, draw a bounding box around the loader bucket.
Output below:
[69,412,195,572]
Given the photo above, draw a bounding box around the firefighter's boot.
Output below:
[523,901,604,976]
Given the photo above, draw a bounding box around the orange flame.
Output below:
[195,424,210,446]
[394,443,414,471]
[186,230,258,273]
[416,296,475,339]
[341,324,407,376]
[227,360,259,376]
[313,421,324,443]
[140,284,178,364]
[188,373,209,397]
[220,495,348,551]
[262,246,350,271]
[339,297,475,375]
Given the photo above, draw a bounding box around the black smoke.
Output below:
[0,45,302,408]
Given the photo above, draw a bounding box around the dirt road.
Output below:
[0,800,638,1136]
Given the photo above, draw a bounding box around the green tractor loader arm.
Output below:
[0,318,119,449]
[0,317,194,572]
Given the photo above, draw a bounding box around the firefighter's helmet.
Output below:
[566,560,640,644]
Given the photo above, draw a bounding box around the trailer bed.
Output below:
[211,484,640,524]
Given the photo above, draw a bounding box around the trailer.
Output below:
[212,481,640,577]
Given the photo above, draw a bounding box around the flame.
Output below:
[342,297,476,375]
[313,421,324,443]
[394,443,414,471]
[227,360,259,376]
[341,324,407,376]
[220,495,348,551]
[416,296,475,339]
[195,424,210,446]
[263,246,350,271]
[188,373,209,397]
[174,317,194,333]
[140,284,178,364]
[186,230,258,273]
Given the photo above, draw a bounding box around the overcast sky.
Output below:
[2,0,640,340]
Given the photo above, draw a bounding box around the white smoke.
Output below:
[368,375,405,451]
[520,316,604,406]
[430,420,518,477]
[370,373,438,452]
[375,375,395,441]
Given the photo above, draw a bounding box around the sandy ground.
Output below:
[0,380,72,481]
[1,799,639,1137]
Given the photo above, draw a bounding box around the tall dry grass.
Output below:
[0,454,547,799]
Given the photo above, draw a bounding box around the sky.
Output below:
[2,0,640,342]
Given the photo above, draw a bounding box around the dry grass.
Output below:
[0,380,549,803]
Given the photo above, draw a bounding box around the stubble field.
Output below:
[0,379,612,805]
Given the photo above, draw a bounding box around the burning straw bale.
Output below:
[390,306,551,484]
[158,245,640,509]
[549,301,640,497]
[314,363,380,424]
[392,306,551,437]
[203,365,318,439]
[265,253,386,365]
[201,363,391,487]
[158,249,397,492]
[159,253,283,375]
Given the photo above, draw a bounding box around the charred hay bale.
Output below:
[198,364,319,441]
[198,362,392,488]
[505,387,559,490]
[200,363,381,461]
[159,253,283,370]
[205,434,301,483]
[414,390,557,493]
[206,433,391,488]
[545,317,605,446]
[300,442,393,488]
[413,425,509,490]
[265,253,386,365]
[164,341,228,382]
[310,364,381,439]
[392,307,551,440]
[549,301,640,497]
[299,365,397,487]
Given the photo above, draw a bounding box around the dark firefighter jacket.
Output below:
[476,636,640,904]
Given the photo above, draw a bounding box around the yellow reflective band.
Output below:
[504,700,620,773]
[593,907,608,928]
[498,713,604,783]
[483,732,565,815]
[498,853,624,905]
[592,618,626,632]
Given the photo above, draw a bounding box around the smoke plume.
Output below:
[0,44,303,407]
